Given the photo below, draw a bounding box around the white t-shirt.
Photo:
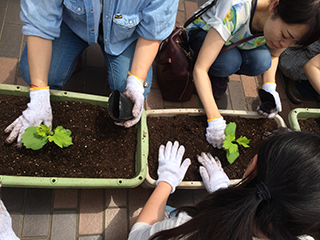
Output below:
[186,0,265,49]
[128,211,315,240]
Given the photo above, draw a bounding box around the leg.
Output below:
[20,22,89,89]
[99,40,152,98]
[236,44,271,76]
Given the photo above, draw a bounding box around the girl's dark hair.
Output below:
[150,131,320,240]
[273,0,320,47]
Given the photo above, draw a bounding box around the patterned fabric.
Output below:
[279,40,320,81]
[186,0,265,50]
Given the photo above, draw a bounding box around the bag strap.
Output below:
[183,0,217,28]
[220,33,264,54]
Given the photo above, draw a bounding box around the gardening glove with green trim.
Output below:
[115,74,145,128]
[257,82,282,119]
[206,117,226,149]
[0,200,20,240]
[4,87,52,147]
[156,141,191,193]
[197,153,230,194]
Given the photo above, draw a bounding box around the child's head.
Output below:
[263,0,320,49]
[150,130,320,240]
[245,130,320,238]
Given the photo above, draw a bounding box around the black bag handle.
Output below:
[183,0,217,28]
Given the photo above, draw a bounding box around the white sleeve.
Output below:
[128,212,192,240]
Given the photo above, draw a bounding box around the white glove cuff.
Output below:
[126,76,144,94]
[262,82,276,92]
[207,117,226,129]
[29,88,51,104]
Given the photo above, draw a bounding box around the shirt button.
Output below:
[105,14,109,18]
[105,38,107,42]
[90,8,93,12]
[91,29,94,32]
[129,20,133,24]
[77,7,81,11]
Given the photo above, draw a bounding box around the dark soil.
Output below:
[0,95,137,178]
[299,118,320,135]
[147,115,279,181]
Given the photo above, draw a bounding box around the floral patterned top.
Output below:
[186,0,265,50]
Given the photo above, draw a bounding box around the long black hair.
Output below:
[149,131,320,240]
[273,0,320,47]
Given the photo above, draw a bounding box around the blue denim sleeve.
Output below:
[20,0,64,40]
[137,0,179,40]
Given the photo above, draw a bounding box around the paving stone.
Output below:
[54,189,78,209]
[0,57,18,84]
[241,75,258,98]
[22,189,52,237]
[1,187,25,210]
[0,24,23,58]
[228,80,247,110]
[0,0,8,8]
[11,212,22,237]
[86,44,106,68]
[51,210,77,240]
[84,67,109,96]
[104,208,128,240]
[245,97,260,111]
[0,8,5,31]
[105,189,127,208]
[79,189,104,235]
[184,1,198,19]
[167,189,194,208]
[145,88,164,110]
[5,0,22,25]
[79,235,103,240]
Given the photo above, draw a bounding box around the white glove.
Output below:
[197,153,230,194]
[0,200,20,240]
[257,82,282,118]
[156,141,191,193]
[206,117,226,149]
[115,75,145,128]
[4,87,52,147]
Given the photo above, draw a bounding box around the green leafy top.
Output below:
[21,124,73,150]
[223,122,250,164]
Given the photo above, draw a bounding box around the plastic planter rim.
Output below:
[143,108,287,189]
[0,84,147,188]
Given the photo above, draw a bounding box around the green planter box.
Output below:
[143,109,287,189]
[0,84,147,188]
[288,108,320,131]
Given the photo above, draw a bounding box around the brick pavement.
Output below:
[0,0,320,239]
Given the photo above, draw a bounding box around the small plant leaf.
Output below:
[223,134,236,149]
[236,136,250,148]
[48,126,73,148]
[225,122,236,136]
[22,126,48,150]
[36,124,51,137]
[226,150,240,164]
[228,142,238,154]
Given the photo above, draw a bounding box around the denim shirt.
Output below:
[20,0,179,55]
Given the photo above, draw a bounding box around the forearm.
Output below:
[135,181,172,225]
[304,57,320,94]
[130,36,160,80]
[262,48,284,85]
[193,68,221,119]
[27,36,52,87]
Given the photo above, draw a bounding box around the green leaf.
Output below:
[225,122,236,136]
[48,126,73,148]
[36,124,51,137]
[22,126,48,150]
[226,150,240,164]
[223,134,236,150]
[228,143,238,154]
[236,136,250,148]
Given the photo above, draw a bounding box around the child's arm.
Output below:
[303,54,320,94]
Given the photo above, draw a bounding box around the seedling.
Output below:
[223,122,250,164]
[21,124,73,150]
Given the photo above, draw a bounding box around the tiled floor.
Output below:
[1,0,320,239]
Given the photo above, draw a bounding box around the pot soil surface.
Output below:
[148,115,279,181]
[299,118,320,135]
[0,95,137,178]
